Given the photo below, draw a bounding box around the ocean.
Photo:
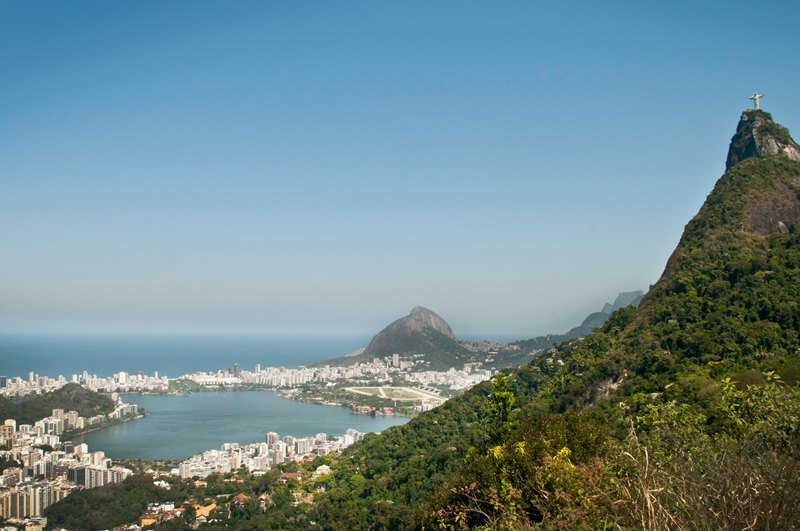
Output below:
[0,333,372,379]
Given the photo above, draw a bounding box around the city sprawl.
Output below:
[0,352,499,527]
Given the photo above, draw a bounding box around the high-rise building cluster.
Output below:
[183,355,494,392]
[174,428,364,479]
[0,370,168,398]
[0,406,136,521]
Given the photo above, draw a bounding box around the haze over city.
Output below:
[2,1,799,337]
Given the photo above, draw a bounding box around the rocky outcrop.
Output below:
[316,306,466,369]
[726,109,800,169]
[365,306,456,354]
[743,178,800,235]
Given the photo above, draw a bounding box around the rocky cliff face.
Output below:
[660,110,800,277]
[365,306,456,354]
[726,109,800,169]
[317,306,467,369]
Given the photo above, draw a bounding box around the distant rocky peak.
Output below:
[407,306,456,339]
[600,291,644,315]
[410,306,434,318]
[726,109,800,169]
[611,290,644,311]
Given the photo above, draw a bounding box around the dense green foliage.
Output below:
[0,456,22,473]
[427,373,800,529]
[44,474,179,530]
[614,374,800,530]
[0,383,115,425]
[300,365,550,529]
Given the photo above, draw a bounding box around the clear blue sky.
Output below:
[1,1,798,337]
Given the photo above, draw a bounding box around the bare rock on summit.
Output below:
[365,306,456,355]
[407,306,456,338]
[723,111,800,236]
[316,306,466,370]
[726,109,800,169]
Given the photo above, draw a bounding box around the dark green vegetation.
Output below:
[0,383,115,425]
[43,464,327,530]
[43,112,800,529]
[0,456,22,473]
[45,474,197,530]
[166,378,204,394]
[424,372,800,530]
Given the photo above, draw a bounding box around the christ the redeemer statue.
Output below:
[749,92,764,110]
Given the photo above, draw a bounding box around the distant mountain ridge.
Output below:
[320,293,644,371]
[577,290,644,334]
[507,290,643,358]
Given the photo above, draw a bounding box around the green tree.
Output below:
[487,373,515,446]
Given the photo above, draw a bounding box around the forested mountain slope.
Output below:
[310,109,800,529]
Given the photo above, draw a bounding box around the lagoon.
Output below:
[72,391,406,460]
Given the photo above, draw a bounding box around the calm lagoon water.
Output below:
[0,334,408,459]
[1,334,407,460]
[73,391,407,460]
